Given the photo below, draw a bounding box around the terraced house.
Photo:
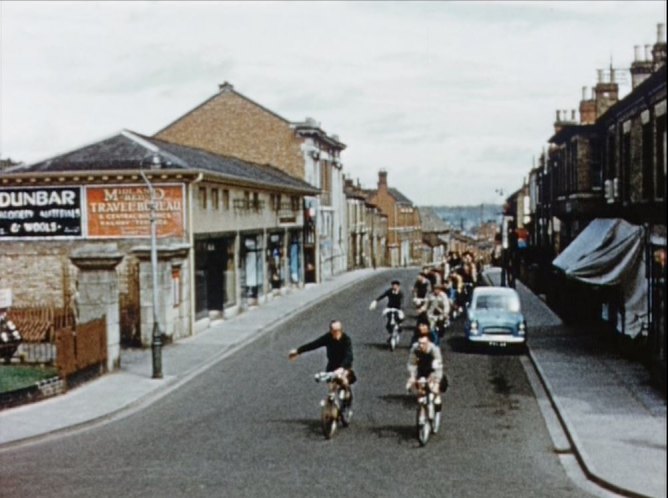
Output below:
[366,170,422,267]
[524,23,666,389]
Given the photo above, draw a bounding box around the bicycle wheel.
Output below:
[431,410,442,434]
[416,406,431,446]
[321,401,338,439]
[340,401,352,427]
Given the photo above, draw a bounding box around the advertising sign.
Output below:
[0,186,83,238]
[87,184,185,239]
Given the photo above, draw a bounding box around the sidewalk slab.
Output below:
[485,268,667,498]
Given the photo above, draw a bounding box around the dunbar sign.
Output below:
[0,187,83,238]
[86,184,185,239]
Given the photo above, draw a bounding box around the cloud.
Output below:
[1,1,666,205]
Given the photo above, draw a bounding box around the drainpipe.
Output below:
[187,172,204,337]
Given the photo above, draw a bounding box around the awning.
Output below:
[553,218,646,337]
[553,218,643,285]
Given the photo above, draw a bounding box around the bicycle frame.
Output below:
[315,371,351,439]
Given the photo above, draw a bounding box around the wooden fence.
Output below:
[55,317,107,381]
[8,305,75,364]
[7,305,107,381]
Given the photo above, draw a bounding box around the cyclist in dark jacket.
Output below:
[289,320,356,407]
[369,280,405,339]
[289,320,353,372]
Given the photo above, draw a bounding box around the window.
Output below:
[271,193,281,211]
[606,129,617,183]
[621,131,631,203]
[642,120,654,200]
[657,114,666,200]
[590,137,602,189]
[291,196,300,212]
[211,188,220,210]
[223,189,230,210]
[171,266,181,307]
[198,187,207,210]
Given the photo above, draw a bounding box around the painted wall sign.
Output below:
[86,184,185,238]
[0,186,83,238]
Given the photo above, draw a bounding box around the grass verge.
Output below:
[0,365,59,393]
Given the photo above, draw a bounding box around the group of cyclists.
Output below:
[288,250,481,433]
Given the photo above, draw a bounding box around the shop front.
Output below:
[194,235,236,321]
[241,233,264,306]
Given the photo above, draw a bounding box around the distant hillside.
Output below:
[423,204,502,232]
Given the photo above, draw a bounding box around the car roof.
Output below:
[472,287,519,298]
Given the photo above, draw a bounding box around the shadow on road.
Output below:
[273,418,324,439]
[445,336,526,356]
[377,393,414,410]
[369,424,415,444]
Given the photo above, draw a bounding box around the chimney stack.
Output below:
[378,169,388,191]
[594,67,619,117]
[580,85,596,124]
[631,41,654,89]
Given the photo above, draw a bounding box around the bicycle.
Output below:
[314,370,352,439]
[411,377,441,446]
[382,308,402,351]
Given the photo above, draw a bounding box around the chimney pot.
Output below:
[597,69,604,83]
[571,109,576,121]
[218,81,234,92]
[658,23,665,43]
[582,86,587,100]
[645,44,652,61]
[556,110,561,121]
[634,45,642,62]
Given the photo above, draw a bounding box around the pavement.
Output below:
[484,268,666,498]
[1,266,666,498]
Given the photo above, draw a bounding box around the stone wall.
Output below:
[0,242,76,307]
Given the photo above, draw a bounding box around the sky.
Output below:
[1,1,666,206]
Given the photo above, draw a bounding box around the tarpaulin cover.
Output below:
[553,218,646,337]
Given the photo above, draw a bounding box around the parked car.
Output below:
[465,287,527,350]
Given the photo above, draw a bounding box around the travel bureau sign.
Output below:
[86,185,185,239]
[0,184,185,240]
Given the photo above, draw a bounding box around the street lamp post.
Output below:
[140,161,163,379]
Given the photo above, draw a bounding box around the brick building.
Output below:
[522,23,666,388]
[366,170,422,267]
[344,177,388,269]
[0,131,317,366]
[154,83,348,282]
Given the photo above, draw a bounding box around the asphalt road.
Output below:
[0,269,594,498]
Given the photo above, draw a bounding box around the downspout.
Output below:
[187,172,204,336]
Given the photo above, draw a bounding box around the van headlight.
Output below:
[469,320,479,335]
